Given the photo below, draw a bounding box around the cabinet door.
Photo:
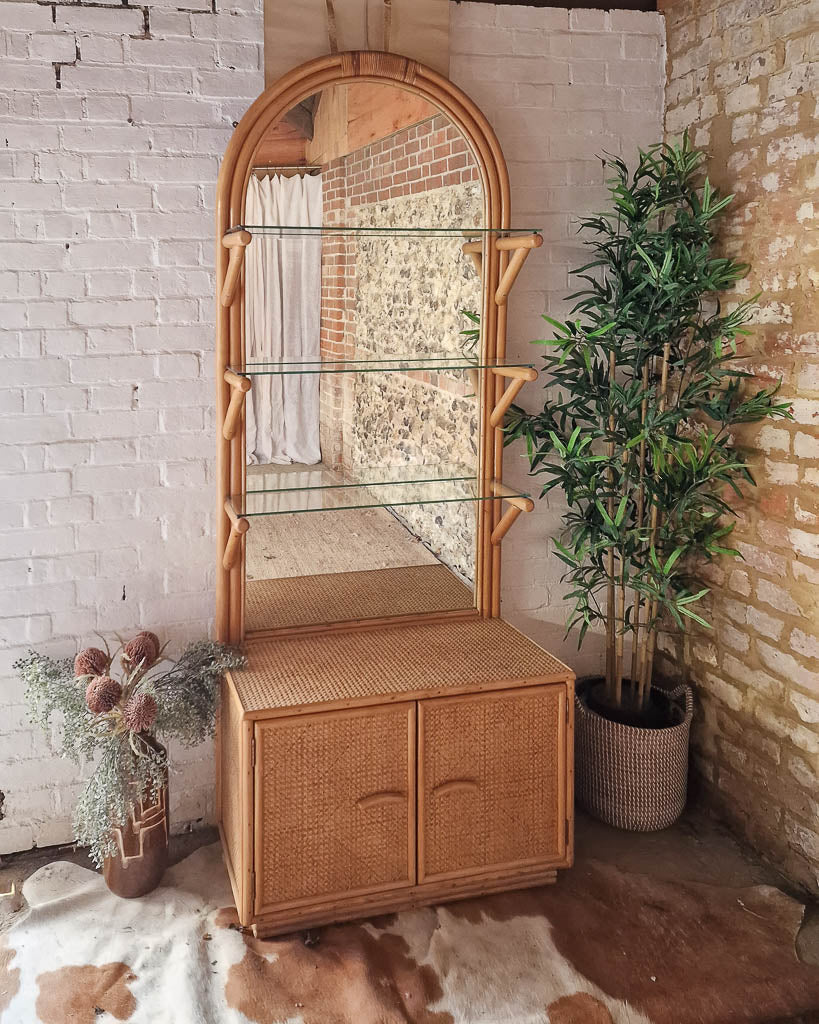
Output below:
[254,703,415,914]
[418,685,567,882]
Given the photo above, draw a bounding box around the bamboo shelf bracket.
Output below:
[489,364,537,428]
[223,369,252,440]
[494,233,542,306]
[223,498,250,571]
[220,230,252,308]
[462,239,483,277]
[490,481,534,545]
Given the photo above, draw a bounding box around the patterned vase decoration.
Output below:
[103,737,169,899]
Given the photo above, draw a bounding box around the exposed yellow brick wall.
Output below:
[659,0,819,890]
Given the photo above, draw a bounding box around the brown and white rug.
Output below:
[2,843,819,1024]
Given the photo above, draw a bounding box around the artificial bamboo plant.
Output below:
[506,135,791,713]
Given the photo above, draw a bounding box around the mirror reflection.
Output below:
[241,82,485,633]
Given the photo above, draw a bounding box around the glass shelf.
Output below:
[231,355,533,377]
[228,225,541,239]
[236,464,528,517]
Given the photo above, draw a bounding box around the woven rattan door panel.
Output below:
[418,685,567,882]
[254,703,416,914]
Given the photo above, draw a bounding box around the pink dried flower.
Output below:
[74,647,109,678]
[135,630,160,654]
[122,693,158,734]
[85,676,122,714]
[123,634,158,669]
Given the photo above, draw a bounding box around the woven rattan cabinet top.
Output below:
[228,618,573,716]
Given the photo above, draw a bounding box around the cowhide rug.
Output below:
[2,843,819,1024]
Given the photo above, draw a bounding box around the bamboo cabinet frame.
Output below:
[214,52,574,937]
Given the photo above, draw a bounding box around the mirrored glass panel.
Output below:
[239,82,528,632]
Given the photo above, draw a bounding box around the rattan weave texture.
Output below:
[255,704,413,906]
[421,688,563,878]
[231,619,573,713]
[576,683,693,831]
[219,684,243,881]
[245,564,473,632]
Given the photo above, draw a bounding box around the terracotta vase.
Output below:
[103,736,169,898]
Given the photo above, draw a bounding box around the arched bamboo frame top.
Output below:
[214,50,514,644]
[216,50,510,241]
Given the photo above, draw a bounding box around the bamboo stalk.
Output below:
[614,571,625,706]
[638,342,671,707]
[629,360,650,703]
[606,349,616,700]
[614,433,629,706]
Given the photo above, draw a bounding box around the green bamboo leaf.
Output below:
[595,499,614,527]
[663,547,684,573]
[542,315,573,337]
[679,606,712,628]
[552,539,580,566]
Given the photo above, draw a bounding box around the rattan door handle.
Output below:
[431,779,480,798]
[356,791,407,810]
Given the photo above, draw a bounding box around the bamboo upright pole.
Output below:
[606,350,616,699]
[629,360,650,699]
[638,342,671,706]
[490,246,510,619]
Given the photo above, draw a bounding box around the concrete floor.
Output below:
[2,812,817,966]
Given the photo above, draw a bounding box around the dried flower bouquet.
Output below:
[15,634,245,866]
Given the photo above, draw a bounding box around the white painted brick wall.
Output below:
[0,0,264,856]
[450,3,665,662]
[0,0,665,855]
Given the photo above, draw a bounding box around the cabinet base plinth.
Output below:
[248,865,563,939]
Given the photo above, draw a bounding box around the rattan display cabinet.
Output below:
[219,618,574,937]
[214,53,577,937]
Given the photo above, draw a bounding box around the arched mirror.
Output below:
[216,53,541,644]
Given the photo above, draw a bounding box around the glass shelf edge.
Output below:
[229,357,536,377]
[228,474,530,518]
[230,491,530,518]
[227,224,542,238]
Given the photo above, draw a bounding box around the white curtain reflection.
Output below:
[244,172,322,465]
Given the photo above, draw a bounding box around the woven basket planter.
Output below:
[575,678,694,832]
